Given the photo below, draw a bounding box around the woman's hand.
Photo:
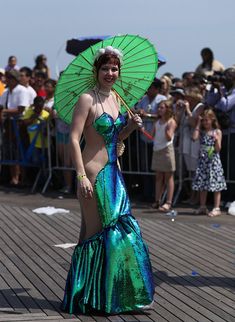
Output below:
[128,113,143,130]
[77,177,93,199]
[118,112,143,141]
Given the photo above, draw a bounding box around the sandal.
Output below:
[193,206,208,215]
[151,201,160,209]
[208,207,221,217]
[159,202,172,212]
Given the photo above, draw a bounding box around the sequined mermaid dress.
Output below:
[61,111,154,314]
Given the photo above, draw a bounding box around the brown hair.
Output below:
[158,99,174,121]
[201,108,220,130]
[93,53,121,75]
[184,86,203,102]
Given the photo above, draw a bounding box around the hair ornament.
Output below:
[94,46,123,64]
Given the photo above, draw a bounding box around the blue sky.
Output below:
[1,0,234,79]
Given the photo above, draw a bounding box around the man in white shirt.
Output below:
[19,67,37,106]
[0,70,28,115]
[0,69,28,185]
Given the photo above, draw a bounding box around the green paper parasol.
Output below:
[55,34,158,124]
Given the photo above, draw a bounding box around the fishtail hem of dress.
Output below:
[61,213,154,314]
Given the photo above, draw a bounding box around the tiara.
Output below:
[94,46,123,64]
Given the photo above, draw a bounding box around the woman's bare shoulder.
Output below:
[74,91,95,110]
[79,91,94,103]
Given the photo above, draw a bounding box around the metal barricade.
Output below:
[0,117,50,192]
[41,119,74,193]
[40,118,234,202]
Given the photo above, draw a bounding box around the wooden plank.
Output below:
[0,285,12,311]
[151,251,235,318]
[0,217,66,301]
[118,314,138,321]
[4,205,74,258]
[0,312,57,321]
[90,315,113,322]
[140,222,235,320]
[1,200,235,321]
[103,315,123,322]
[0,249,41,313]
[166,221,235,265]
[21,206,80,245]
[143,219,235,276]
[197,223,235,241]
[0,228,63,315]
[142,220,235,291]
[143,222,235,302]
[153,265,234,322]
[173,220,234,251]
[150,297,185,322]
[104,315,124,322]
[0,208,68,282]
[0,248,58,315]
[0,275,27,313]
[0,316,81,322]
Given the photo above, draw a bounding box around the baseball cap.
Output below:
[170,87,185,97]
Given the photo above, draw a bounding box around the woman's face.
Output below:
[202,116,212,129]
[157,102,167,117]
[97,63,119,88]
[161,79,169,94]
[45,83,55,95]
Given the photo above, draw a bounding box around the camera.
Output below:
[207,72,226,84]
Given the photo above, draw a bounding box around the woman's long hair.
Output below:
[158,99,174,121]
[201,108,220,130]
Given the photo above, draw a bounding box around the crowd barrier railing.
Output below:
[1,117,234,201]
[0,117,50,192]
[37,120,235,201]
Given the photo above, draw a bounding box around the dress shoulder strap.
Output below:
[92,89,103,123]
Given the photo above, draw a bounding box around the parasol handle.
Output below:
[113,90,154,141]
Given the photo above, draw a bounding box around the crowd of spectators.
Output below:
[0,48,234,209]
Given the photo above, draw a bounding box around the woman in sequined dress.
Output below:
[61,47,154,314]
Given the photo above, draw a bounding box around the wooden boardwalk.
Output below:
[0,190,235,322]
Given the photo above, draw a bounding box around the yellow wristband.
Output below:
[76,173,87,181]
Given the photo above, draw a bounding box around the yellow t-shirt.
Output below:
[0,81,5,96]
[22,108,50,148]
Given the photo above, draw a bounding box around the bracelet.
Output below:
[194,128,200,131]
[76,173,87,181]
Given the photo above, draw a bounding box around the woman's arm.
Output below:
[70,94,93,198]
[214,129,222,153]
[192,116,201,141]
[188,103,204,128]
[165,118,177,141]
